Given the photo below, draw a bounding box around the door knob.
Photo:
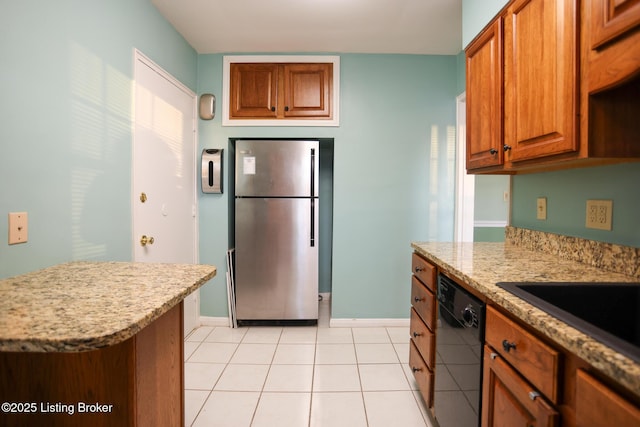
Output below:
[140,235,155,246]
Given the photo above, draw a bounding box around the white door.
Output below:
[133,50,199,336]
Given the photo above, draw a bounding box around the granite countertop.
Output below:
[411,241,640,398]
[0,261,216,352]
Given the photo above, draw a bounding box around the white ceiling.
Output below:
[151,0,462,55]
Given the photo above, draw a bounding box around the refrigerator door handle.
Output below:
[310,199,315,247]
[310,148,316,197]
[310,147,316,247]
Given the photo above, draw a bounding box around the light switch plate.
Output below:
[8,212,28,244]
[536,197,547,220]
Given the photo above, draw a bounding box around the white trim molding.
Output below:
[199,316,232,327]
[329,318,410,328]
[222,55,340,127]
[474,220,508,228]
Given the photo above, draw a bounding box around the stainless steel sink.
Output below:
[496,282,640,362]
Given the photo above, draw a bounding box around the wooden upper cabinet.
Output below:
[229,62,332,121]
[503,0,579,163]
[466,19,504,171]
[590,0,640,49]
[230,63,279,119]
[283,63,332,118]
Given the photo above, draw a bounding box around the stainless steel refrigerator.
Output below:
[234,139,319,322]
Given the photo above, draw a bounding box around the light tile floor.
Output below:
[184,300,435,427]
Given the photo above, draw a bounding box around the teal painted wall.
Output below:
[0,0,197,278]
[197,54,458,319]
[474,227,506,242]
[512,164,640,247]
[462,0,508,47]
[456,51,466,94]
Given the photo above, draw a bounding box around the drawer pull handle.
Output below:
[412,332,423,338]
[528,391,540,401]
[502,340,517,352]
[490,352,498,360]
[414,297,424,302]
[414,266,425,273]
[412,367,422,373]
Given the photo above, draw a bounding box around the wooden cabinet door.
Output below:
[283,63,332,118]
[590,0,640,49]
[229,63,279,118]
[504,0,578,162]
[576,369,640,427]
[482,347,559,427]
[466,19,504,171]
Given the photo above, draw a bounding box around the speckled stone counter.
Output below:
[0,261,216,352]
[411,240,640,398]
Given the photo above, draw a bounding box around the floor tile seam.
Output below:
[184,339,207,363]
[187,387,215,427]
[357,363,416,392]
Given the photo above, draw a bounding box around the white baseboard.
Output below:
[199,316,232,327]
[329,318,410,328]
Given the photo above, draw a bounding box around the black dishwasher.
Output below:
[434,273,485,427]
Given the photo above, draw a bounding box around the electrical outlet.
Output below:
[537,197,547,220]
[8,212,28,244]
[585,200,612,230]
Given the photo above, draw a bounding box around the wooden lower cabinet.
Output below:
[0,303,184,427]
[410,340,434,408]
[482,346,559,427]
[576,369,640,427]
[409,252,437,412]
[485,306,560,403]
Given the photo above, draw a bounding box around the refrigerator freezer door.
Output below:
[235,197,319,320]
[236,140,319,197]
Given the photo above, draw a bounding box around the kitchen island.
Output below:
[0,261,216,427]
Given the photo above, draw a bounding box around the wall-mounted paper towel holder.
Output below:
[201,149,223,193]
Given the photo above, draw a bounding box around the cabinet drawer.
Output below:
[485,306,560,403]
[409,339,434,408]
[411,253,436,292]
[410,276,436,330]
[410,308,435,369]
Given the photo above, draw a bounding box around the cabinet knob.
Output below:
[411,367,422,373]
[414,266,425,273]
[270,106,276,112]
[528,391,540,401]
[284,106,289,112]
[412,332,423,338]
[503,144,512,151]
[414,297,424,303]
[502,340,517,352]
[489,148,498,155]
